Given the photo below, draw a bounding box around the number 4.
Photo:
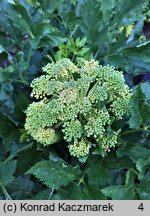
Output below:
[138,203,144,211]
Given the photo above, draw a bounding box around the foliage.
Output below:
[0,0,150,200]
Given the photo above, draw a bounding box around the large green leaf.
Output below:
[128,94,141,129]
[37,0,64,12]
[122,42,150,74]
[53,183,106,200]
[14,92,30,122]
[15,145,42,175]
[101,185,133,200]
[33,189,53,200]
[53,183,82,200]
[76,0,106,51]
[137,180,150,200]
[6,175,34,200]
[0,113,16,138]
[0,77,14,115]
[82,185,106,200]
[26,160,81,189]
[136,157,150,180]
[129,83,150,129]
[85,155,109,187]
[112,0,148,27]
[0,0,34,38]
[0,160,17,186]
[117,142,150,163]
[86,154,133,188]
[30,24,67,49]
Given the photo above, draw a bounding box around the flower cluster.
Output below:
[68,139,90,157]
[25,58,132,157]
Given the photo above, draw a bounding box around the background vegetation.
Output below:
[0,0,150,200]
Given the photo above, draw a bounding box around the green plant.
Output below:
[1,0,150,200]
[25,58,132,158]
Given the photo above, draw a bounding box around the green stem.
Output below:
[0,183,12,200]
[121,126,150,136]
[51,13,62,23]
[55,122,63,129]
[27,47,33,64]
[77,176,84,186]
[71,25,78,37]
[47,55,55,63]
[72,53,76,63]
[130,168,139,176]
[3,143,33,164]
[77,162,88,186]
[8,78,29,87]
[19,70,30,87]
[49,189,54,200]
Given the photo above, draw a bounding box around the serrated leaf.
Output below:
[33,189,52,200]
[85,155,109,187]
[82,185,106,200]
[26,160,81,189]
[54,183,106,200]
[53,183,82,200]
[101,185,133,200]
[0,160,17,186]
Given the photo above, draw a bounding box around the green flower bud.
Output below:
[62,120,83,142]
[68,139,90,157]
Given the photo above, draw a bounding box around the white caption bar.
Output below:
[0,200,149,216]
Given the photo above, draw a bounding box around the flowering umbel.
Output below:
[25,58,132,157]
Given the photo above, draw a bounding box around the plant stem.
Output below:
[49,189,54,199]
[55,122,63,129]
[121,126,150,136]
[130,168,139,176]
[27,47,33,64]
[72,53,76,63]
[77,161,88,186]
[3,143,33,164]
[0,183,12,200]
[19,72,29,86]
[71,25,78,37]
[8,78,29,87]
